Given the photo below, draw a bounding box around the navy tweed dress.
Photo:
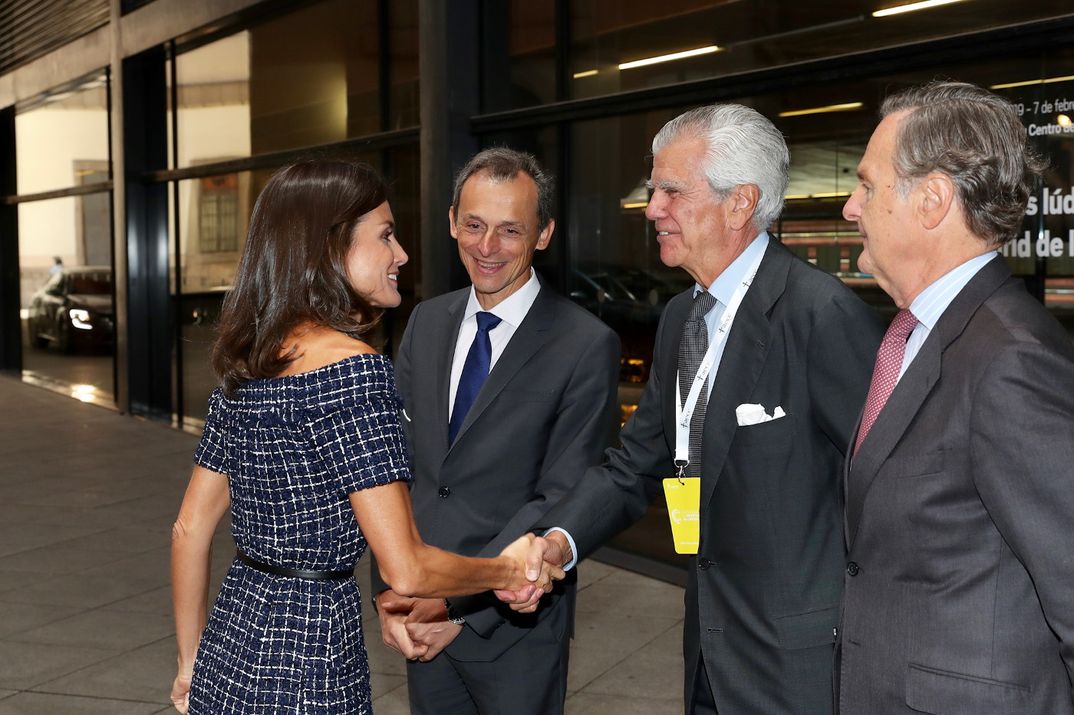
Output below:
[187,354,411,714]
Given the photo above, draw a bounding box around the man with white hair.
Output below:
[515,103,882,713]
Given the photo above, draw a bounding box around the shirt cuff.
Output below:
[543,527,578,571]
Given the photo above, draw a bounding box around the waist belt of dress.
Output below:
[236,550,354,581]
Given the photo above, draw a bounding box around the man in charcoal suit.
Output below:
[373,147,621,714]
[512,104,882,713]
[836,80,1074,713]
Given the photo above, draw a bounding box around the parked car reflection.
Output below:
[28,266,114,352]
[569,264,690,384]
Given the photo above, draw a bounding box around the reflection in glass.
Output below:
[388,0,420,129]
[568,0,1074,102]
[172,0,390,169]
[15,72,109,194]
[484,1,557,111]
[175,170,265,422]
[19,194,114,398]
[174,33,252,170]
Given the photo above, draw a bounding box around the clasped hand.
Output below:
[378,534,565,661]
[494,532,569,614]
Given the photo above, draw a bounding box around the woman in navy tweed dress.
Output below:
[169,161,562,714]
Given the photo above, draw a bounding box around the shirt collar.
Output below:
[464,268,541,327]
[693,232,770,305]
[908,251,997,330]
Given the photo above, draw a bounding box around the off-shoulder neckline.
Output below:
[262,351,388,383]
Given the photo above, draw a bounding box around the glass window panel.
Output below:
[485,0,557,111]
[19,193,114,402]
[15,73,109,194]
[174,0,382,169]
[569,0,1074,102]
[388,0,420,129]
[174,32,252,170]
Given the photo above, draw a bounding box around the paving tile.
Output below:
[7,609,174,652]
[568,608,681,692]
[0,602,83,638]
[0,692,163,714]
[0,641,118,690]
[45,527,171,556]
[566,691,680,714]
[97,586,172,617]
[36,636,174,705]
[574,566,685,615]
[0,571,167,609]
[0,523,107,559]
[370,680,410,715]
[0,545,131,577]
[576,559,619,589]
[577,623,684,702]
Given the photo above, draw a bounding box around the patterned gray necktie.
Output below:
[678,291,719,477]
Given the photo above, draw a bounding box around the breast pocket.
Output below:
[906,662,1029,714]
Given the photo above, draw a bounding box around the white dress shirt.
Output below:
[898,252,998,383]
[690,231,770,400]
[447,268,541,421]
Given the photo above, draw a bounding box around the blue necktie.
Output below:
[449,311,502,443]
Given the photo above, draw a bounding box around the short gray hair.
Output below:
[451,147,555,230]
[881,81,1044,247]
[652,104,789,231]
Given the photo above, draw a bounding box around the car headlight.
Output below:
[69,308,92,330]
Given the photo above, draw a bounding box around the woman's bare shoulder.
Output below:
[278,325,379,377]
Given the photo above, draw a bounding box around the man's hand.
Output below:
[495,531,572,613]
[404,597,462,661]
[376,589,428,660]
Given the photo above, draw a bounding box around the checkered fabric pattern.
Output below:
[188,354,411,714]
[854,309,918,454]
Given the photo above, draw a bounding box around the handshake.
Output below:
[377,532,573,662]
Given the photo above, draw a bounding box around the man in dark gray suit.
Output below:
[372,148,620,714]
[513,104,883,713]
[837,81,1074,713]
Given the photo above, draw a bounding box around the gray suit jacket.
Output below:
[839,257,1074,714]
[541,241,882,713]
[372,280,620,661]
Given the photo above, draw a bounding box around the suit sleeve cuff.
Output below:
[544,527,579,571]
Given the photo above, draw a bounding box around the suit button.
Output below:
[698,558,713,570]
[846,561,860,577]
[438,487,451,498]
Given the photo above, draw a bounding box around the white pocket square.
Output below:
[735,403,786,427]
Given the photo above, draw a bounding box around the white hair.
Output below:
[652,104,789,230]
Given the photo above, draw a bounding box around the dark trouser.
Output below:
[690,658,719,714]
[407,615,570,715]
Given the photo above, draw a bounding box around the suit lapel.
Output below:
[696,242,787,509]
[845,256,1013,546]
[437,292,468,453]
[447,284,555,451]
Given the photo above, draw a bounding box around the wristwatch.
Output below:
[445,599,466,625]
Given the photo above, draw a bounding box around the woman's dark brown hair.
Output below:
[211,160,388,395]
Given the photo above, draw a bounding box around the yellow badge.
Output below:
[662,477,701,554]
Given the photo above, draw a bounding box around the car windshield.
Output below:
[68,274,111,294]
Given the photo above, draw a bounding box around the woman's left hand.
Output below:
[170,667,192,713]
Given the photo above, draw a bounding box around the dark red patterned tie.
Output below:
[854,309,918,454]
